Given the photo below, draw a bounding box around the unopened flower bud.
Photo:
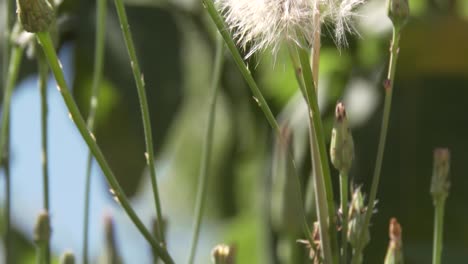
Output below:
[33,211,51,246]
[211,244,236,264]
[430,148,450,204]
[330,102,354,171]
[387,0,410,29]
[16,0,55,33]
[384,218,404,264]
[60,251,75,264]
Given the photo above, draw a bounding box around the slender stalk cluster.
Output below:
[216,0,364,57]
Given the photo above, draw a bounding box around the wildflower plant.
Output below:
[1,0,459,263]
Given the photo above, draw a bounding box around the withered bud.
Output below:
[384,218,404,264]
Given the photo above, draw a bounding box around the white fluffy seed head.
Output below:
[216,0,365,57]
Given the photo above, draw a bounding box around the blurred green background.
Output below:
[1,0,468,263]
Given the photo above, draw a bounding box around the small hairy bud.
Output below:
[60,251,76,264]
[211,244,236,264]
[16,0,55,33]
[330,102,354,171]
[387,0,410,29]
[430,148,450,204]
[33,211,51,246]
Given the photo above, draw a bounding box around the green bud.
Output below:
[211,244,236,264]
[384,218,404,264]
[60,251,76,264]
[330,102,354,172]
[102,215,123,264]
[16,0,55,33]
[347,188,370,252]
[430,148,450,204]
[33,211,51,246]
[387,0,410,29]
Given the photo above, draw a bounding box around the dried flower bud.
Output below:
[60,251,75,264]
[33,211,51,246]
[211,244,236,264]
[16,0,55,33]
[330,102,354,171]
[384,218,403,264]
[430,148,450,204]
[387,0,409,29]
[347,187,370,251]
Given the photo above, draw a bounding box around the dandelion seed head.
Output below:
[216,0,365,57]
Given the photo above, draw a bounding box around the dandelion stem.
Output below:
[340,171,349,264]
[1,45,23,264]
[37,52,51,264]
[2,1,16,262]
[202,0,315,247]
[297,44,338,264]
[35,32,174,264]
[187,34,224,264]
[432,199,445,264]
[111,0,165,244]
[351,26,402,264]
[82,1,107,263]
[36,244,47,264]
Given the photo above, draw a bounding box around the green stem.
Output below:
[187,34,224,264]
[36,245,46,264]
[351,26,402,264]
[432,199,445,264]
[2,2,15,262]
[83,1,107,263]
[1,47,24,264]
[37,52,51,264]
[111,0,165,243]
[35,32,174,264]
[340,171,349,264]
[202,0,315,247]
[297,46,339,263]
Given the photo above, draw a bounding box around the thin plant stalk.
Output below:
[36,244,47,264]
[2,1,15,262]
[432,199,445,264]
[340,171,349,263]
[202,0,315,247]
[1,47,24,264]
[351,26,402,264]
[297,44,337,263]
[111,0,165,243]
[37,53,51,264]
[35,32,174,264]
[187,34,224,264]
[83,0,107,263]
